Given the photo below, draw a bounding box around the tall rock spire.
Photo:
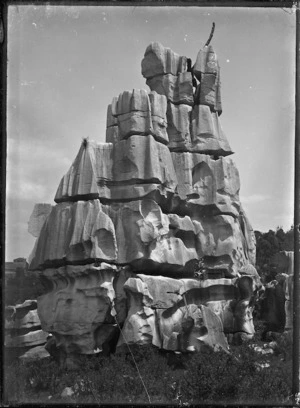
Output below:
[28,40,261,360]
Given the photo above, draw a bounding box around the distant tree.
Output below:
[5,273,44,306]
[255,226,294,283]
[13,257,27,263]
[282,226,294,251]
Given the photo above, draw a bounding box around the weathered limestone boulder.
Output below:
[190,105,230,154]
[142,42,229,155]
[28,203,54,265]
[29,201,113,269]
[260,251,294,333]
[5,307,40,330]
[149,92,168,143]
[145,73,194,106]
[278,251,294,330]
[106,90,168,144]
[238,208,257,266]
[55,136,176,203]
[171,152,240,215]
[118,273,262,350]
[260,277,287,333]
[28,40,260,357]
[19,345,50,361]
[33,265,133,356]
[141,42,188,77]
[142,43,194,107]
[111,135,174,184]
[284,273,293,330]
[167,103,231,155]
[28,203,53,238]
[5,329,48,348]
[166,103,192,147]
[193,44,222,114]
[5,299,49,360]
[30,197,253,279]
[37,265,118,354]
[194,72,222,113]
[193,45,219,78]
[55,142,112,203]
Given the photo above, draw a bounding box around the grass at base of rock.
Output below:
[4,335,294,406]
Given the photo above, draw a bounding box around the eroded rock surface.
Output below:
[28,203,54,265]
[261,251,294,332]
[5,299,49,361]
[28,204,53,238]
[30,197,255,280]
[141,42,230,155]
[29,41,260,357]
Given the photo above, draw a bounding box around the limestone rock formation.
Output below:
[37,264,121,354]
[259,251,294,335]
[266,251,294,332]
[142,42,230,155]
[19,345,50,361]
[28,203,53,265]
[5,299,49,361]
[117,273,261,350]
[260,277,286,334]
[28,203,53,238]
[28,41,260,357]
[192,44,222,113]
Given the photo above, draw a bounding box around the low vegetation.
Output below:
[4,330,293,406]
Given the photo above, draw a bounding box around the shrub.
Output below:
[181,348,242,403]
[4,359,61,404]
[180,344,292,405]
[3,343,293,405]
[273,330,293,360]
[82,345,176,404]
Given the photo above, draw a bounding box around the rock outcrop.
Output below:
[28,41,260,357]
[260,276,287,334]
[5,299,49,361]
[260,251,294,335]
[142,42,230,155]
[28,203,53,238]
[28,203,53,265]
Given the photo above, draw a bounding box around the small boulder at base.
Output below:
[61,387,75,398]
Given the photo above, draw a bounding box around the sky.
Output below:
[6,5,296,261]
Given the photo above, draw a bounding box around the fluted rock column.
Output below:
[28,40,260,357]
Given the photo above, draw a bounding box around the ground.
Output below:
[3,324,295,406]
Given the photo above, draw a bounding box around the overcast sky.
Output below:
[6,5,296,261]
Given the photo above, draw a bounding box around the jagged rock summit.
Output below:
[29,41,260,359]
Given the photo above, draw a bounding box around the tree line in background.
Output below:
[255,226,294,283]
